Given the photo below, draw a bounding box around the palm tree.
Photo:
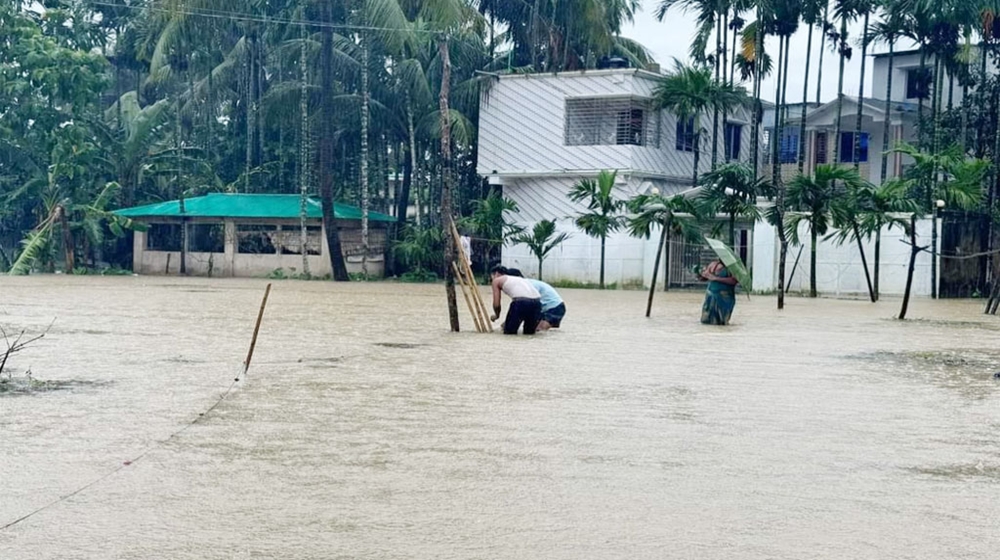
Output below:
[870,1,908,185]
[626,190,700,316]
[891,142,989,318]
[854,178,921,299]
[510,220,570,281]
[699,162,769,246]
[568,170,627,289]
[654,59,749,186]
[852,0,875,169]
[469,190,522,270]
[787,165,865,298]
[798,0,826,173]
[830,0,858,166]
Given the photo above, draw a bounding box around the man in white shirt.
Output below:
[489,265,542,335]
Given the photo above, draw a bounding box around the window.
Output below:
[676,117,695,152]
[237,224,278,254]
[839,132,869,163]
[279,226,323,256]
[906,68,933,100]
[616,108,646,145]
[779,128,799,164]
[564,97,657,147]
[188,223,225,253]
[724,123,743,161]
[146,223,182,251]
[815,132,828,164]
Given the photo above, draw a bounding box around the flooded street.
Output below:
[1,276,999,559]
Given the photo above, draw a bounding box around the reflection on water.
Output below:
[1,276,999,559]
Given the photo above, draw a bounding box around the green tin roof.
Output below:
[115,193,396,222]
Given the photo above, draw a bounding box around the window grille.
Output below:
[564,97,659,147]
[815,132,828,164]
[339,228,387,257]
[147,224,182,251]
[188,223,225,253]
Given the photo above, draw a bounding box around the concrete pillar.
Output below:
[224,220,236,277]
[133,227,146,274]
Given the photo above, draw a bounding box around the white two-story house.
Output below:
[477,68,758,287]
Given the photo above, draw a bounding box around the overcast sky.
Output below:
[623,1,918,104]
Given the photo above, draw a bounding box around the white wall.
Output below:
[501,175,667,286]
[869,51,995,105]
[478,69,757,181]
[751,218,938,297]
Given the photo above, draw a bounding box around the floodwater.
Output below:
[1,276,998,559]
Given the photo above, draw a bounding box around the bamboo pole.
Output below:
[243,283,272,376]
[451,222,493,332]
[452,261,485,332]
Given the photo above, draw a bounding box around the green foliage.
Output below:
[467,190,522,264]
[568,170,627,240]
[510,219,570,280]
[787,165,865,246]
[393,225,444,275]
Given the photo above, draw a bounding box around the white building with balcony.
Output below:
[477,68,757,287]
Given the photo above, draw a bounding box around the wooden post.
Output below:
[243,283,272,376]
[451,222,493,332]
[453,262,485,332]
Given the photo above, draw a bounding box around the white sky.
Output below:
[623,1,919,104]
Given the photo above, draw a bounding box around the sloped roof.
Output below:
[115,193,396,222]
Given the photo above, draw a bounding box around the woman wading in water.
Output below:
[700,260,739,325]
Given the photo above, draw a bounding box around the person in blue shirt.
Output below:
[506,269,565,331]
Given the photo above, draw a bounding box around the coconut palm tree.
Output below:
[654,59,749,186]
[568,170,627,289]
[787,165,865,298]
[510,219,570,281]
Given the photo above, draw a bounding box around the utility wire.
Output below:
[79,0,447,35]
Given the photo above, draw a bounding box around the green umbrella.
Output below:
[705,237,753,293]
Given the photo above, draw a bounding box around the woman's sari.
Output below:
[701,267,736,325]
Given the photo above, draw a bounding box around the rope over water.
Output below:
[0,283,273,532]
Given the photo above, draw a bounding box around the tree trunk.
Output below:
[319,3,350,281]
[874,229,881,301]
[176,96,187,275]
[407,101,421,228]
[59,206,74,274]
[853,10,870,170]
[538,256,544,282]
[360,33,371,278]
[798,23,814,173]
[438,36,460,331]
[880,41,895,184]
[299,25,311,278]
[750,5,764,177]
[773,37,789,310]
[899,215,918,319]
[397,135,413,230]
[816,3,828,105]
[853,222,876,302]
[810,224,817,298]
[646,219,669,317]
[600,235,606,289]
[711,17,721,169]
[245,32,255,193]
[832,17,848,166]
[917,47,927,150]
[692,127,701,186]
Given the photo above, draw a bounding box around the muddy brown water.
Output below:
[1,276,998,559]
